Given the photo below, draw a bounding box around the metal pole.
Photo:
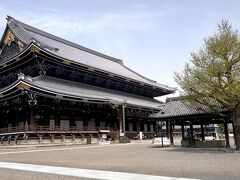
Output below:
[201,124,205,141]
[190,123,194,147]
[161,126,164,147]
[166,120,169,139]
[122,105,125,136]
[181,124,185,140]
[169,121,174,146]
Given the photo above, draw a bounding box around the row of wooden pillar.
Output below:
[163,120,231,147]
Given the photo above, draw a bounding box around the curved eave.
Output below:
[0,79,22,94]
[0,43,35,69]
[0,78,160,111]
[29,81,160,111]
[0,80,27,102]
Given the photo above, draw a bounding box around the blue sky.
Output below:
[0,0,240,100]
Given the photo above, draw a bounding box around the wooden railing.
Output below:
[0,125,113,134]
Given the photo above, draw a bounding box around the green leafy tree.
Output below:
[175,20,240,150]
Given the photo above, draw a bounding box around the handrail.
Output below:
[0,125,116,134]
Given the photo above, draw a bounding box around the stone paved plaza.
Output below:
[0,142,239,180]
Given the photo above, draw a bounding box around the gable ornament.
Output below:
[18,41,24,51]
[3,30,15,46]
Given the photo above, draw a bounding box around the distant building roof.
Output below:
[152,97,228,118]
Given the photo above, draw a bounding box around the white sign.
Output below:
[139,132,143,140]
[102,134,107,139]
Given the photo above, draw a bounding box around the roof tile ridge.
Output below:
[6,15,32,44]
[7,16,56,51]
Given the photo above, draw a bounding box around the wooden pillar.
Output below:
[118,106,126,137]
[189,123,194,147]
[83,117,89,130]
[166,120,170,139]
[70,112,75,127]
[29,110,35,129]
[136,119,140,133]
[224,122,230,147]
[190,124,194,140]
[232,122,236,146]
[169,121,174,146]
[122,105,126,135]
[55,111,60,128]
[118,110,123,135]
[201,124,205,141]
[15,111,19,128]
[181,124,185,140]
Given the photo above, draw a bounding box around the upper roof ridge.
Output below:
[7,16,123,64]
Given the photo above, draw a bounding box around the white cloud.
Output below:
[0,3,178,38]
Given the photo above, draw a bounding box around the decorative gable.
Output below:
[0,29,26,63]
[3,30,15,46]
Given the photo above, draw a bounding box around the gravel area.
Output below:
[0,143,239,180]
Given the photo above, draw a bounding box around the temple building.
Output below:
[0,16,175,145]
[152,97,233,148]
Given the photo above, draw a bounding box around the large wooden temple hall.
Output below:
[0,16,175,145]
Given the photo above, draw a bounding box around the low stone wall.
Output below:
[0,136,101,146]
[125,132,155,140]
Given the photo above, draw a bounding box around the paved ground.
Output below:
[0,168,93,180]
[0,142,239,180]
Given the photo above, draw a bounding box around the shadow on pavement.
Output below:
[148,145,235,153]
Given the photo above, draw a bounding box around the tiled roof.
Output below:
[152,97,227,118]
[29,76,163,110]
[3,16,176,93]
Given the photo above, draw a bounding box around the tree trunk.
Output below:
[232,108,240,150]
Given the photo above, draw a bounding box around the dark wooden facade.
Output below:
[0,16,175,144]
